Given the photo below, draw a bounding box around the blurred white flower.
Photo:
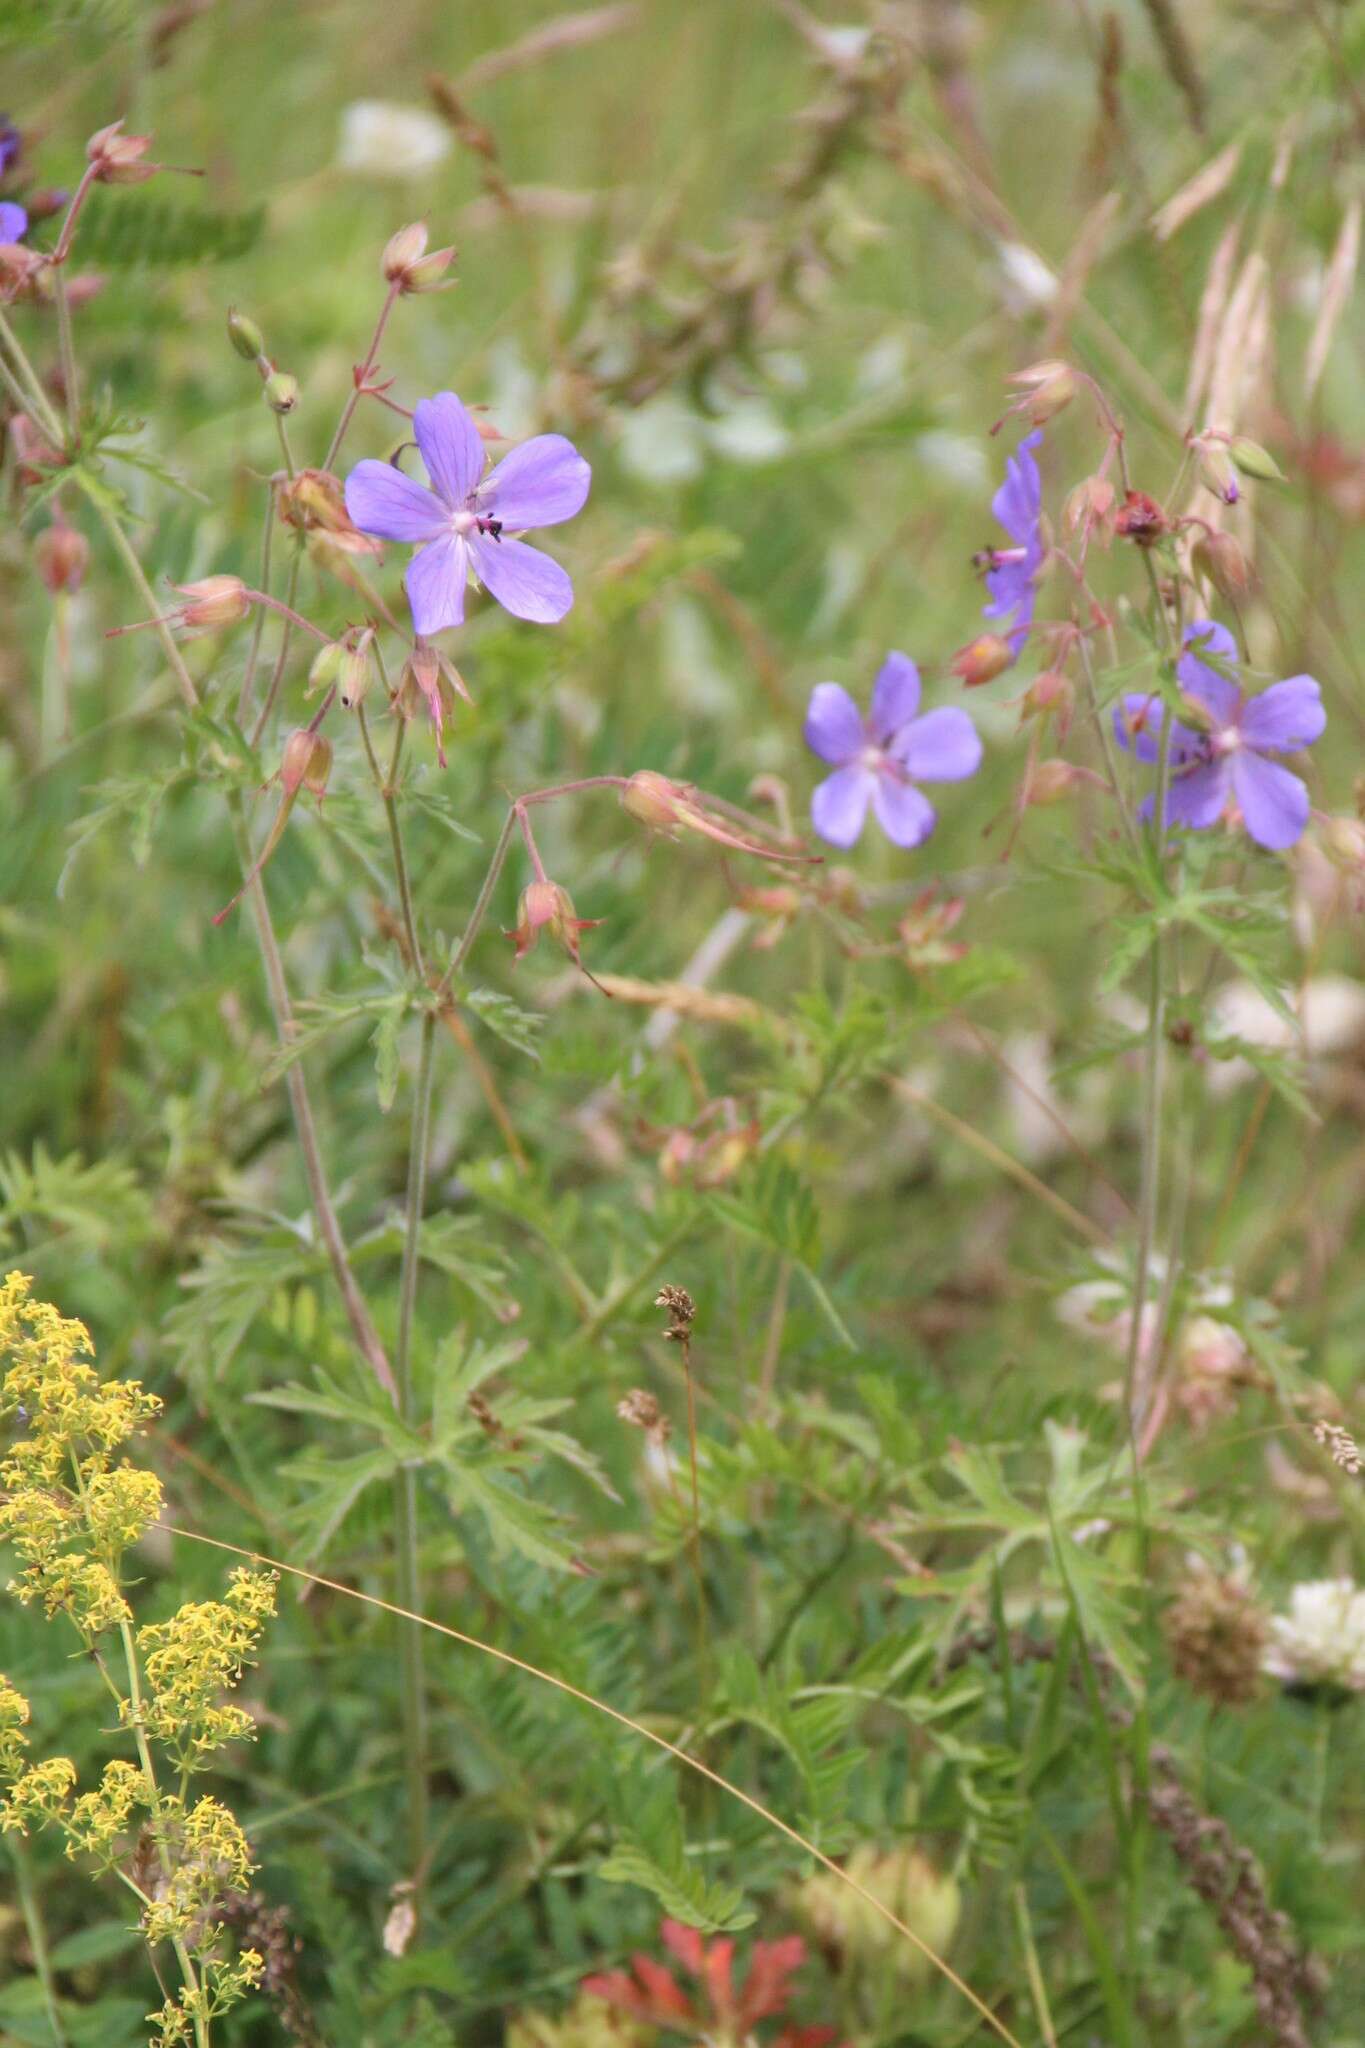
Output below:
[338,102,451,180]
[616,395,705,484]
[1206,974,1365,1093]
[915,428,990,493]
[996,241,1058,312]
[1263,1579,1365,1690]
[704,396,791,463]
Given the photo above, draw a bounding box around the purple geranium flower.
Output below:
[804,651,983,849]
[344,391,590,636]
[0,121,20,177]
[1114,619,1324,851]
[0,201,27,244]
[981,428,1043,652]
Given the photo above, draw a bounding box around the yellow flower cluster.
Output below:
[65,1759,144,1862]
[0,1272,163,1639]
[144,1796,255,1947]
[138,1568,278,1770]
[2,1277,277,2045]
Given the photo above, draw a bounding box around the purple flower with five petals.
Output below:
[344,391,590,636]
[1114,620,1325,851]
[981,428,1043,653]
[0,201,28,244]
[804,652,983,849]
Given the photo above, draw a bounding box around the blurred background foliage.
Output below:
[3,1,1365,2044]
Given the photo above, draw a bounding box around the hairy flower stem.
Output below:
[78,480,200,710]
[358,704,421,972]
[394,1009,437,1880]
[324,280,400,471]
[0,308,65,441]
[10,1835,69,2048]
[229,797,398,1402]
[53,272,79,429]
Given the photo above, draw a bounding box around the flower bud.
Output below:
[34,522,89,595]
[263,370,298,415]
[1026,757,1084,806]
[1190,434,1239,505]
[1064,474,1116,542]
[338,627,376,711]
[399,642,471,765]
[506,879,603,967]
[307,640,347,697]
[169,575,251,633]
[1229,436,1285,484]
[1322,815,1365,872]
[620,768,684,831]
[1191,527,1254,603]
[226,306,265,361]
[1114,489,1168,546]
[382,220,456,295]
[86,120,157,185]
[280,729,332,798]
[1022,669,1073,721]
[950,633,1014,687]
[1004,357,1077,425]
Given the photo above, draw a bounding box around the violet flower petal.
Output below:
[0,200,26,243]
[803,682,865,765]
[1238,676,1325,755]
[895,706,983,783]
[413,393,486,508]
[867,651,921,744]
[871,772,937,848]
[1231,752,1310,850]
[469,533,573,623]
[991,429,1042,542]
[479,434,591,529]
[406,533,468,636]
[345,460,447,543]
[811,764,873,847]
[1162,758,1231,831]
[1177,619,1241,726]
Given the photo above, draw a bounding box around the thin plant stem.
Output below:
[54,272,79,428]
[324,280,400,470]
[9,1836,69,2048]
[237,480,276,726]
[359,702,422,973]
[887,1075,1110,1246]
[273,411,296,480]
[1012,1884,1059,2048]
[76,477,199,709]
[249,543,303,749]
[0,308,65,441]
[170,1521,1026,2048]
[229,796,398,1402]
[394,1008,437,1880]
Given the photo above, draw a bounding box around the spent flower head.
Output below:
[804,652,982,849]
[345,390,591,634]
[1114,620,1325,850]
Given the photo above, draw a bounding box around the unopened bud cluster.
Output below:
[226,304,300,414]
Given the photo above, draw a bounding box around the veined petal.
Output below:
[479,434,591,529]
[811,764,873,847]
[991,429,1042,543]
[0,201,27,243]
[413,392,486,508]
[470,533,573,623]
[1162,758,1230,832]
[802,682,864,765]
[1113,692,1167,762]
[1238,675,1325,755]
[1177,618,1241,726]
[405,534,468,636]
[872,771,937,848]
[867,652,921,743]
[344,460,446,543]
[895,706,982,783]
[1231,751,1310,850]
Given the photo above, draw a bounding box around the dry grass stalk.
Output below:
[459,4,640,91]
[1304,195,1361,405]
[1151,142,1242,243]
